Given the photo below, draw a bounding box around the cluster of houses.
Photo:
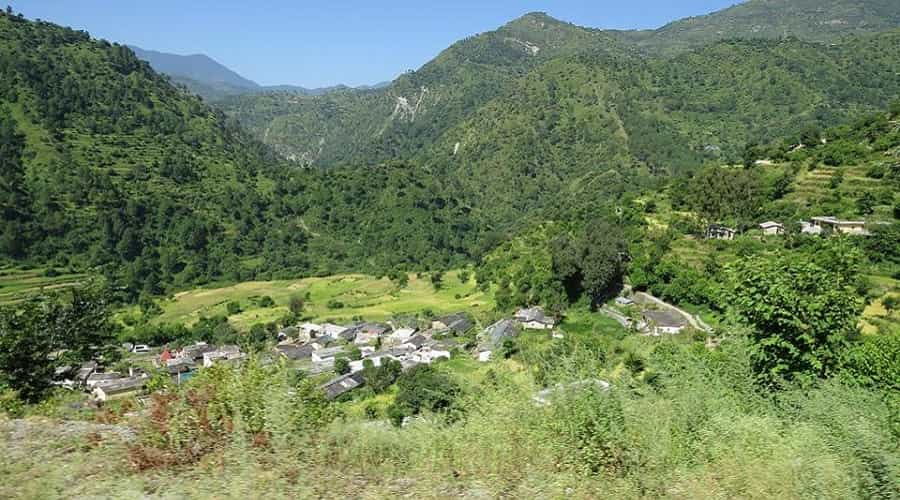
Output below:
[273,313,475,399]
[706,216,872,241]
[58,343,246,402]
[57,304,603,403]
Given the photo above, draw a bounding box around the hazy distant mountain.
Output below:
[129,45,392,101]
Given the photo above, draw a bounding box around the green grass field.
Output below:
[0,265,87,304]
[153,270,494,330]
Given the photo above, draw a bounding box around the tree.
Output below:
[362,358,402,393]
[334,357,351,375]
[856,192,875,216]
[430,271,444,290]
[727,254,863,385]
[226,301,242,315]
[288,295,305,316]
[552,221,628,307]
[0,302,56,402]
[387,364,460,426]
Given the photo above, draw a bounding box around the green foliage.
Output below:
[387,364,460,426]
[225,301,242,315]
[334,357,350,375]
[361,358,402,394]
[839,333,900,392]
[727,251,864,385]
[0,285,117,402]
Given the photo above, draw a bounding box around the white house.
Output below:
[810,216,868,236]
[202,345,243,367]
[641,310,688,336]
[300,322,324,338]
[349,353,398,373]
[311,346,345,363]
[477,351,493,362]
[321,323,349,338]
[514,307,556,330]
[411,347,451,364]
[390,327,417,343]
[759,221,785,236]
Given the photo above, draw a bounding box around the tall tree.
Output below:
[727,253,863,386]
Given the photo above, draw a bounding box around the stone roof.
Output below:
[642,309,688,328]
[481,319,519,350]
[274,344,314,360]
[319,372,365,400]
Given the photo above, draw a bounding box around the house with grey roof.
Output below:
[319,372,366,400]
[274,343,314,361]
[514,307,555,330]
[641,309,688,336]
[92,376,148,402]
[432,312,473,334]
[706,224,736,241]
[759,221,785,236]
[477,319,519,361]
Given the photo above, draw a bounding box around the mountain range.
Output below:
[2,0,900,295]
[128,45,391,102]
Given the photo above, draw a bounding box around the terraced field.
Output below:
[0,266,87,304]
[153,270,495,330]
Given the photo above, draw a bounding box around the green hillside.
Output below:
[613,0,900,53]
[0,12,308,298]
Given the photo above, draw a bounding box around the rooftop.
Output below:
[643,309,688,328]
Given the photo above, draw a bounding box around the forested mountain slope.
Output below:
[613,0,900,54]
[0,12,308,298]
[221,13,900,180]
[217,13,625,166]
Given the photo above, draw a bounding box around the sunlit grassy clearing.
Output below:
[156,270,494,329]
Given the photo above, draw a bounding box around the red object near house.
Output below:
[160,349,173,362]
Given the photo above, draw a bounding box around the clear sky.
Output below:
[15,0,739,88]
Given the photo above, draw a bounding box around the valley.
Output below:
[1,1,899,498]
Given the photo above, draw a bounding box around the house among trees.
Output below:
[477,319,519,361]
[319,372,366,400]
[514,307,556,330]
[809,216,868,236]
[759,221,785,236]
[706,224,736,240]
[641,310,688,336]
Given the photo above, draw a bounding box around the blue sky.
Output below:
[16,1,739,88]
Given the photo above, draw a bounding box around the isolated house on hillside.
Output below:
[759,221,785,236]
[514,307,556,330]
[641,310,688,336]
[706,224,736,241]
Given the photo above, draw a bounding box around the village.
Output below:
[704,215,874,241]
[55,287,714,404]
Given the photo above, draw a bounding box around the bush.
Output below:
[387,364,460,426]
[258,295,275,308]
[326,299,345,310]
[226,301,242,315]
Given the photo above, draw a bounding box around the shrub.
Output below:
[226,301,242,315]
